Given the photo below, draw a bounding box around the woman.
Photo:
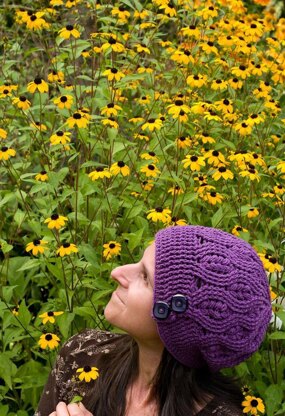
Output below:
[36,225,272,416]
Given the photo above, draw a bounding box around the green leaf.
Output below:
[17,300,31,327]
[69,395,83,404]
[265,384,283,416]
[17,259,41,271]
[0,353,18,389]
[268,331,285,340]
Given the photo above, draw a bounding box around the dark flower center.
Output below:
[73,113,82,119]
[175,100,183,106]
[51,214,59,220]
[148,118,155,123]
[250,399,258,407]
[109,243,116,249]
[241,122,248,128]
[60,96,68,102]
[40,170,47,175]
[148,165,155,170]
[179,110,185,115]
[218,166,226,172]
[63,243,70,248]
[48,311,54,316]
[30,15,37,21]
[34,78,43,84]
[239,65,246,70]
[269,257,276,264]
[179,136,185,141]
[20,96,27,102]
[193,75,200,80]
[189,25,196,29]
[96,167,104,172]
[210,192,217,197]
[223,99,229,105]
[190,156,198,162]
[251,114,258,119]
[66,25,74,31]
[215,79,222,84]
[111,68,118,73]
[118,161,125,167]
[33,239,41,245]
[207,41,214,46]
[212,150,219,156]
[236,226,242,231]
[109,37,116,44]
[57,131,64,136]
[107,103,115,108]
[149,151,155,156]
[118,5,125,11]
[1,147,8,152]
[83,365,92,372]
[251,24,257,29]
[45,334,53,341]
[155,207,163,212]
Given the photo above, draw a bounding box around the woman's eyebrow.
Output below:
[142,261,154,286]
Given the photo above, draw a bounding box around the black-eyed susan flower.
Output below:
[231,64,251,79]
[140,152,159,163]
[30,121,47,131]
[232,225,248,237]
[186,74,207,88]
[101,118,119,129]
[182,155,205,171]
[234,121,252,136]
[168,185,184,196]
[241,385,252,396]
[201,41,218,55]
[141,118,163,132]
[204,191,223,205]
[176,135,192,149]
[38,333,60,349]
[44,214,68,229]
[242,395,265,415]
[212,166,234,181]
[170,48,195,65]
[0,147,16,160]
[110,161,130,176]
[76,366,99,382]
[197,5,218,20]
[239,167,260,181]
[215,99,233,114]
[12,96,31,110]
[88,167,111,181]
[65,0,81,7]
[111,5,130,22]
[204,150,226,166]
[102,68,125,82]
[247,207,259,218]
[142,180,154,191]
[27,77,49,93]
[103,241,121,260]
[57,243,78,257]
[39,311,64,324]
[66,112,89,128]
[54,95,74,109]
[135,43,150,54]
[167,100,191,118]
[26,239,48,255]
[47,70,65,83]
[260,254,282,273]
[228,77,243,90]
[277,160,285,173]
[159,2,176,17]
[35,171,48,182]
[170,217,187,226]
[50,131,71,145]
[147,207,171,224]
[0,128,7,139]
[211,79,227,91]
[101,36,125,53]
[140,164,161,178]
[58,24,80,39]
[100,103,122,117]
[26,12,50,31]
[180,24,200,39]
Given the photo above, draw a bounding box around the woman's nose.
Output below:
[111,265,129,288]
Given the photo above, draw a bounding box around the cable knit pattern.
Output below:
[154,225,272,372]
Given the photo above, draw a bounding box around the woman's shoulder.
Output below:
[198,396,243,416]
[60,328,121,360]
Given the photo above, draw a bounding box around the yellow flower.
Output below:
[110,161,130,176]
[140,152,159,163]
[168,185,184,196]
[182,155,205,171]
[242,395,265,415]
[66,112,89,128]
[101,118,119,129]
[142,180,154,191]
[186,74,207,88]
[111,5,130,22]
[234,122,252,136]
[211,79,227,90]
[228,77,243,90]
[0,147,16,160]
[58,25,80,39]
[47,70,65,83]
[231,64,251,79]
[39,311,64,324]
[50,131,71,145]
[88,167,111,181]
[44,214,68,229]
[77,366,99,382]
[35,171,48,181]
[232,225,248,237]
[101,36,125,53]
[141,118,163,131]
[167,100,191,118]
[26,239,48,255]
[135,43,150,54]
[277,160,285,173]
[57,243,78,257]
[0,128,7,139]
[102,68,125,82]
[140,164,161,177]
[100,103,122,117]
[204,191,223,205]
[147,207,172,224]
[30,121,47,131]
[170,217,187,226]
[53,95,74,109]
[239,167,260,181]
[12,96,31,110]
[103,241,121,260]
[26,12,50,31]
[27,78,49,93]
[260,254,282,273]
[66,0,81,7]
[212,166,234,181]
[204,150,226,167]
[176,136,192,149]
[247,208,259,218]
[197,5,218,20]
[38,333,60,349]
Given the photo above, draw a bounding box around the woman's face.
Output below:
[104,243,161,343]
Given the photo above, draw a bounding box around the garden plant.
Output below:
[0,0,285,414]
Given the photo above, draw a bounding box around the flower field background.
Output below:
[1,0,285,414]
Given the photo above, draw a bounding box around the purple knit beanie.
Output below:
[153,225,272,372]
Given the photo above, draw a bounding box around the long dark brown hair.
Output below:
[89,333,243,415]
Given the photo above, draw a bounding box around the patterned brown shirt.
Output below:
[35,329,243,416]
